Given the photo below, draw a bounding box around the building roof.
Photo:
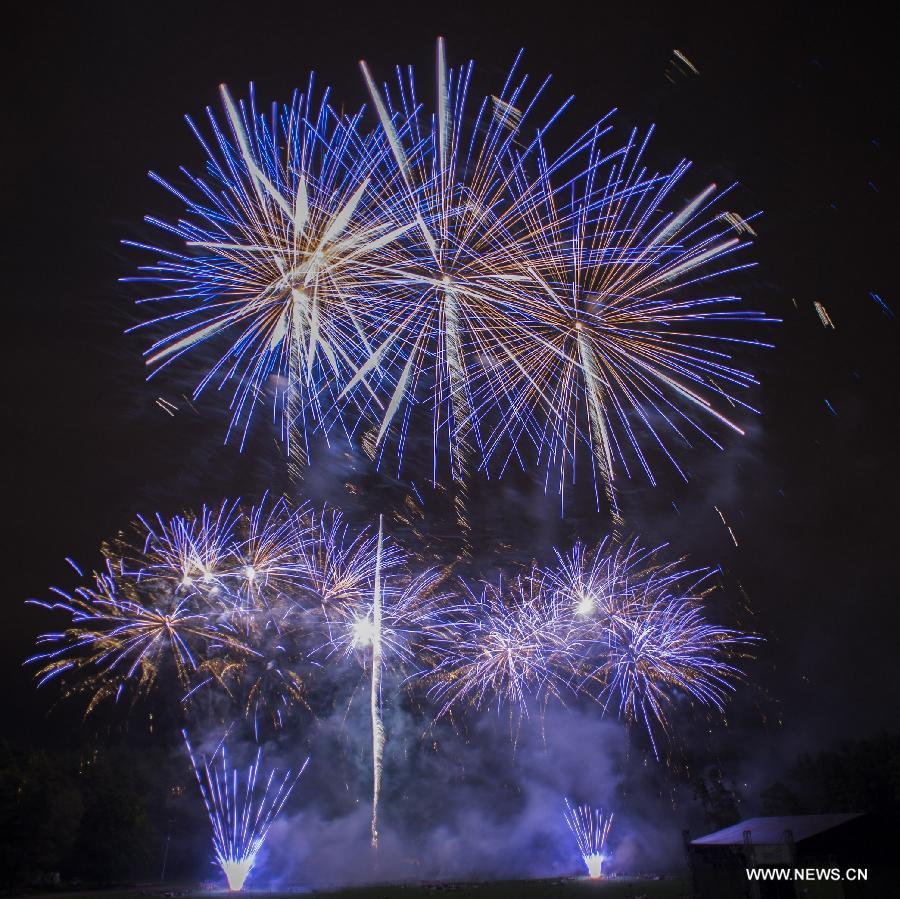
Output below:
[691,813,864,846]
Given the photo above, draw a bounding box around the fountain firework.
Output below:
[183,730,308,891]
[564,798,613,878]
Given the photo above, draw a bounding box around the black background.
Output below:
[4,0,897,764]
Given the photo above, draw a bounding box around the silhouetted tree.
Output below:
[760,780,801,815]
[694,765,742,829]
[760,733,900,815]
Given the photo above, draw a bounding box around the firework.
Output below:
[302,511,446,669]
[128,43,771,514]
[128,497,316,728]
[476,123,776,511]
[429,575,581,718]
[547,541,756,756]
[29,499,756,768]
[297,508,403,637]
[184,730,308,890]
[28,562,248,714]
[595,586,753,757]
[127,80,412,464]
[352,38,603,519]
[369,517,385,848]
[542,538,652,623]
[425,539,756,751]
[299,510,448,847]
[29,499,317,724]
[564,799,613,878]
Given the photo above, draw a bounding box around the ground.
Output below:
[21,877,690,899]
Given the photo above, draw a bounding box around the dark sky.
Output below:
[4,0,897,766]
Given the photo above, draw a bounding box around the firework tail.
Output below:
[437,39,472,548]
[286,318,308,482]
[444,284,473,548]
[370,514,385,849]
[576,329,623,535]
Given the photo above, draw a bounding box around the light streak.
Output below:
[370,515,384,849]
[814,301,835,328]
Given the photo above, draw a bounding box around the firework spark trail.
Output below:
[299,510,449,848]
[126,80,413,460]
[564,799,613,878]
[370,515,384,849]
[183,730,308,891]
[576,328,622,529]
[300,508,448,668]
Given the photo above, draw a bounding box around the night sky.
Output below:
[5,0,897,796]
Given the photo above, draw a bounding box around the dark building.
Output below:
[686,813,894,898]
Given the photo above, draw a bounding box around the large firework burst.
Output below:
[28,562,247,714]
[353,39,587,495]
[426,537,756,754]
[545,540,756,756]
[128,80,412,466]
[129,41,771,517]
[29,498,313,724]
[477,124,775,511]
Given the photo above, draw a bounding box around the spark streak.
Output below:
[370,515,385,849]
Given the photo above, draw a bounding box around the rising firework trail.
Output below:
[183,731,308,890]
[370,515,384,849]
[301,509,448,847]
[564,798,613,878]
